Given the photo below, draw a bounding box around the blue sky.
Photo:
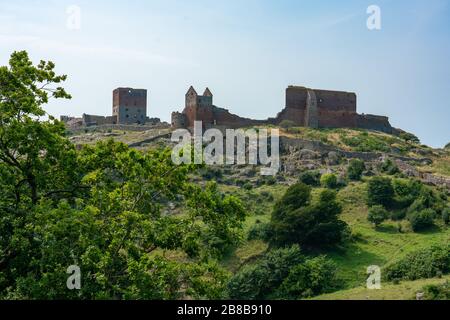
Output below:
[1,0,449,147]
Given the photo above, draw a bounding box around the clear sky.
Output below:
[1,0,449,147]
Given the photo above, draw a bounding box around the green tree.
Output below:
[408,208,435,232]
[384,244,450,281]
[0,51,245,299]
[347,159,365,181]
[277,256,339,299]
[269,184,347,248]
[367,205,389,227]
[367,176,394,208]
[227,245,304,299]
[0,51,73,206]
[320,173,338,189]
[298,170,321,186]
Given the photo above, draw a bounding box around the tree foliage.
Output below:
[347,159,365,181]
[384,245,450,281]
[367,176,395,208]
[320,173,338,189]
[0,51,245,299]
[268,183,347,248]
[367,205,388,227]
[227,245,340,299]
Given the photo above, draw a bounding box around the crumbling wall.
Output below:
[173,85,394,135]
[171,112,187,129]
[356,114,393,133]
[82,114,117,126]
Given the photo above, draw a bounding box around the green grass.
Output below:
[224,180,450,297]
[329,182,450,288]
[313,275,450,300]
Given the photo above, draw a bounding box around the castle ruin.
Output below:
[171,85,394,133]
[61,87,156,127]
[62,84,394,134]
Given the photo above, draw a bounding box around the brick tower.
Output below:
[112,88,147,124]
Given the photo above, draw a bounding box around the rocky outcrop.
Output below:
[280,136,449,188]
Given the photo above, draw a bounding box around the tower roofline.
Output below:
[186,86,198,96]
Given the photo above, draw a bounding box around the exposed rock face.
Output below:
[299,149,320,160]
[326,151,341,165]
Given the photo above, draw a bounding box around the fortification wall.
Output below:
[286,86,308,109]
[173,85,394,135]
[318,111,357,128]
[315,90,356,112]
[171,112,187,129]
[275,107,306,125]
[82,114,117,126]
[113,88,147,109]
[209,107,266,128]
[356,114,393,133]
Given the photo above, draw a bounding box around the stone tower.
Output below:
[113,88,147,124]
[182,86,214,128]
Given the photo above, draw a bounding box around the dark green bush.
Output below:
[265,176,277,185]
[347,159,365,181]
[243,182,253,190]
[320,173,338,189]
[227,246,304,299]
[408,208,435,231]
[260,190,274,201]
[422,281,450,300]
[442,208,450,225]
[277,256,340,299]
[298,170,321,186]
[367,205,389,227]
[201,167,223,180]
[379,158,400,175]
[390,210,406,221]
[269,185,347,248]
[247,222,271,241]
[367,176,394,208]
[227,246,340,300]
[384,245,450,281]
[392,179,423,209]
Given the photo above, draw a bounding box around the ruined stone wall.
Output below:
[312,89,357,128]
[82,114,117,126]
[356,114,393,133]
[209,107,265,128]
[315,89,356,112]
[275,107,306,126]
[171,112,187,129]
[281,86,358,128]
[173,85,394,134]
[286,86,308,109]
